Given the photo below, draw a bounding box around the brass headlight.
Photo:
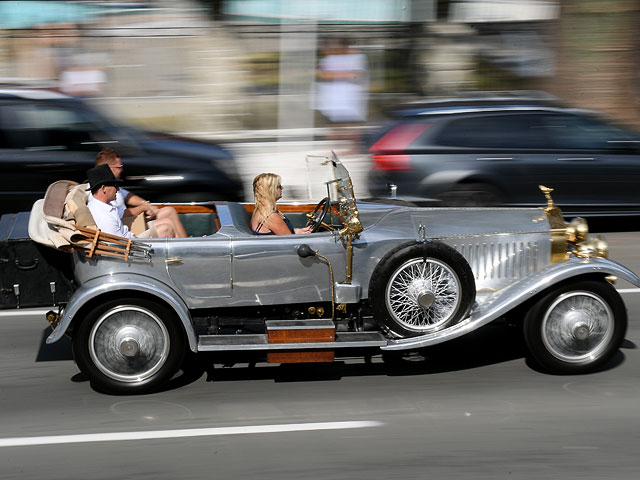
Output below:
[576,236,609,259]
[566,217,588,243]
[594,236,609,258]
[539,187,607,261]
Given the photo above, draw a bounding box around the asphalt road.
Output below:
[1,231,640,479]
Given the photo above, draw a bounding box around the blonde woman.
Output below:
[251,173,312,235]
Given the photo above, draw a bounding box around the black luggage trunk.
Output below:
[0,212,74,309]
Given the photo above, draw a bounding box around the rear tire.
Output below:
[73,298,186,394]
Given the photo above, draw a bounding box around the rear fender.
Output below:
[46,273,197,352]
[383,256,639,351]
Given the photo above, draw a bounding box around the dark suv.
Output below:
[367,94,640,216]
[0,87,243,214]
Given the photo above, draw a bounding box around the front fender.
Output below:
[383,256,639,351]
[46,273,197,352]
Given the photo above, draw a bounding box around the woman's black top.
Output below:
[251,212,295,235]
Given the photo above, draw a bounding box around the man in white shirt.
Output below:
[86,164,165,238]
[95,148,186,237]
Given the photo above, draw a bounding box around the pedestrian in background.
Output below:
[315,37,369,151]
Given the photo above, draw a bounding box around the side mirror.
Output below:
[387,182,397,199]
[296,244,316,258]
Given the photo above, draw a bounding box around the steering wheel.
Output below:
[305,197,331,233]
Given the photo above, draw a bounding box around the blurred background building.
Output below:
[1,0,639,137]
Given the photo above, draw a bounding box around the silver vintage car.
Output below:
[13,153,640,394]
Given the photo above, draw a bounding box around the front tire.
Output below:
[523,280,627,374]
[73,298,186,394]
[369,242,476,338]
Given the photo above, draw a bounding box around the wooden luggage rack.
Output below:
[74,225,151,262]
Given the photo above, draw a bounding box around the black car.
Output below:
[0,87,243,214]
[367,94,640,216]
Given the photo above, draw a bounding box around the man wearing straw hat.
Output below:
[86,164,172,238]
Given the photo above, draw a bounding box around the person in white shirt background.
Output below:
[94,148,186,238]
[314,37,369,151]
[86,164,169,238]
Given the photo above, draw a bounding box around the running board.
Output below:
[266,319,336,362]
[197,331,387,352]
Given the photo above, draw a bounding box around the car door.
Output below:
[230,232,347,306]
[483,113,579,206]
[432,113,559,206]
[165,236,233,304]
[437,112,640,209]
[540,113,640,213]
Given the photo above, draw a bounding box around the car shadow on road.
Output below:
[31,324,633,393]
[180,324,529,387]
[178,323,632,389]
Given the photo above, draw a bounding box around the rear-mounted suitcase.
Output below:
[0,212,74,310]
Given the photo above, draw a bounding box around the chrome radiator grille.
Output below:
[453,239,545,284]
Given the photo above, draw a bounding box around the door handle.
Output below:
[477,157,513,161]
[165,257,183,264]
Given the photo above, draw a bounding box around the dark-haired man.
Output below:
[95,148,186,237]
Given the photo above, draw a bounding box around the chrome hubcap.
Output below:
[119,337,140,357]
[385,258,461,332]
[89,305,170,383]
[541,291,614,363]
[417,291,436,308]
[573,322,590,341]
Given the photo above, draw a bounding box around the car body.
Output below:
[367,94,640,216]
[0,86,243,214]
[2,153,638,394]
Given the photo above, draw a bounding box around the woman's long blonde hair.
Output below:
[252,173,281,224]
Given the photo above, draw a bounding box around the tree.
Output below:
[549,0,640,127]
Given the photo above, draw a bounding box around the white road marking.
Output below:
[562,446,599,450]
[0,421,382,448]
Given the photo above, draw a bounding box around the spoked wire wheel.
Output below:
[386,258,462,332]
[370,241,476,338]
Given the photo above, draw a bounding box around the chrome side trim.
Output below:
[46,274,197,352]
[266,319,334,330]
[416,106,594,116]
[383,257,640,351]
[0,307,51,318]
